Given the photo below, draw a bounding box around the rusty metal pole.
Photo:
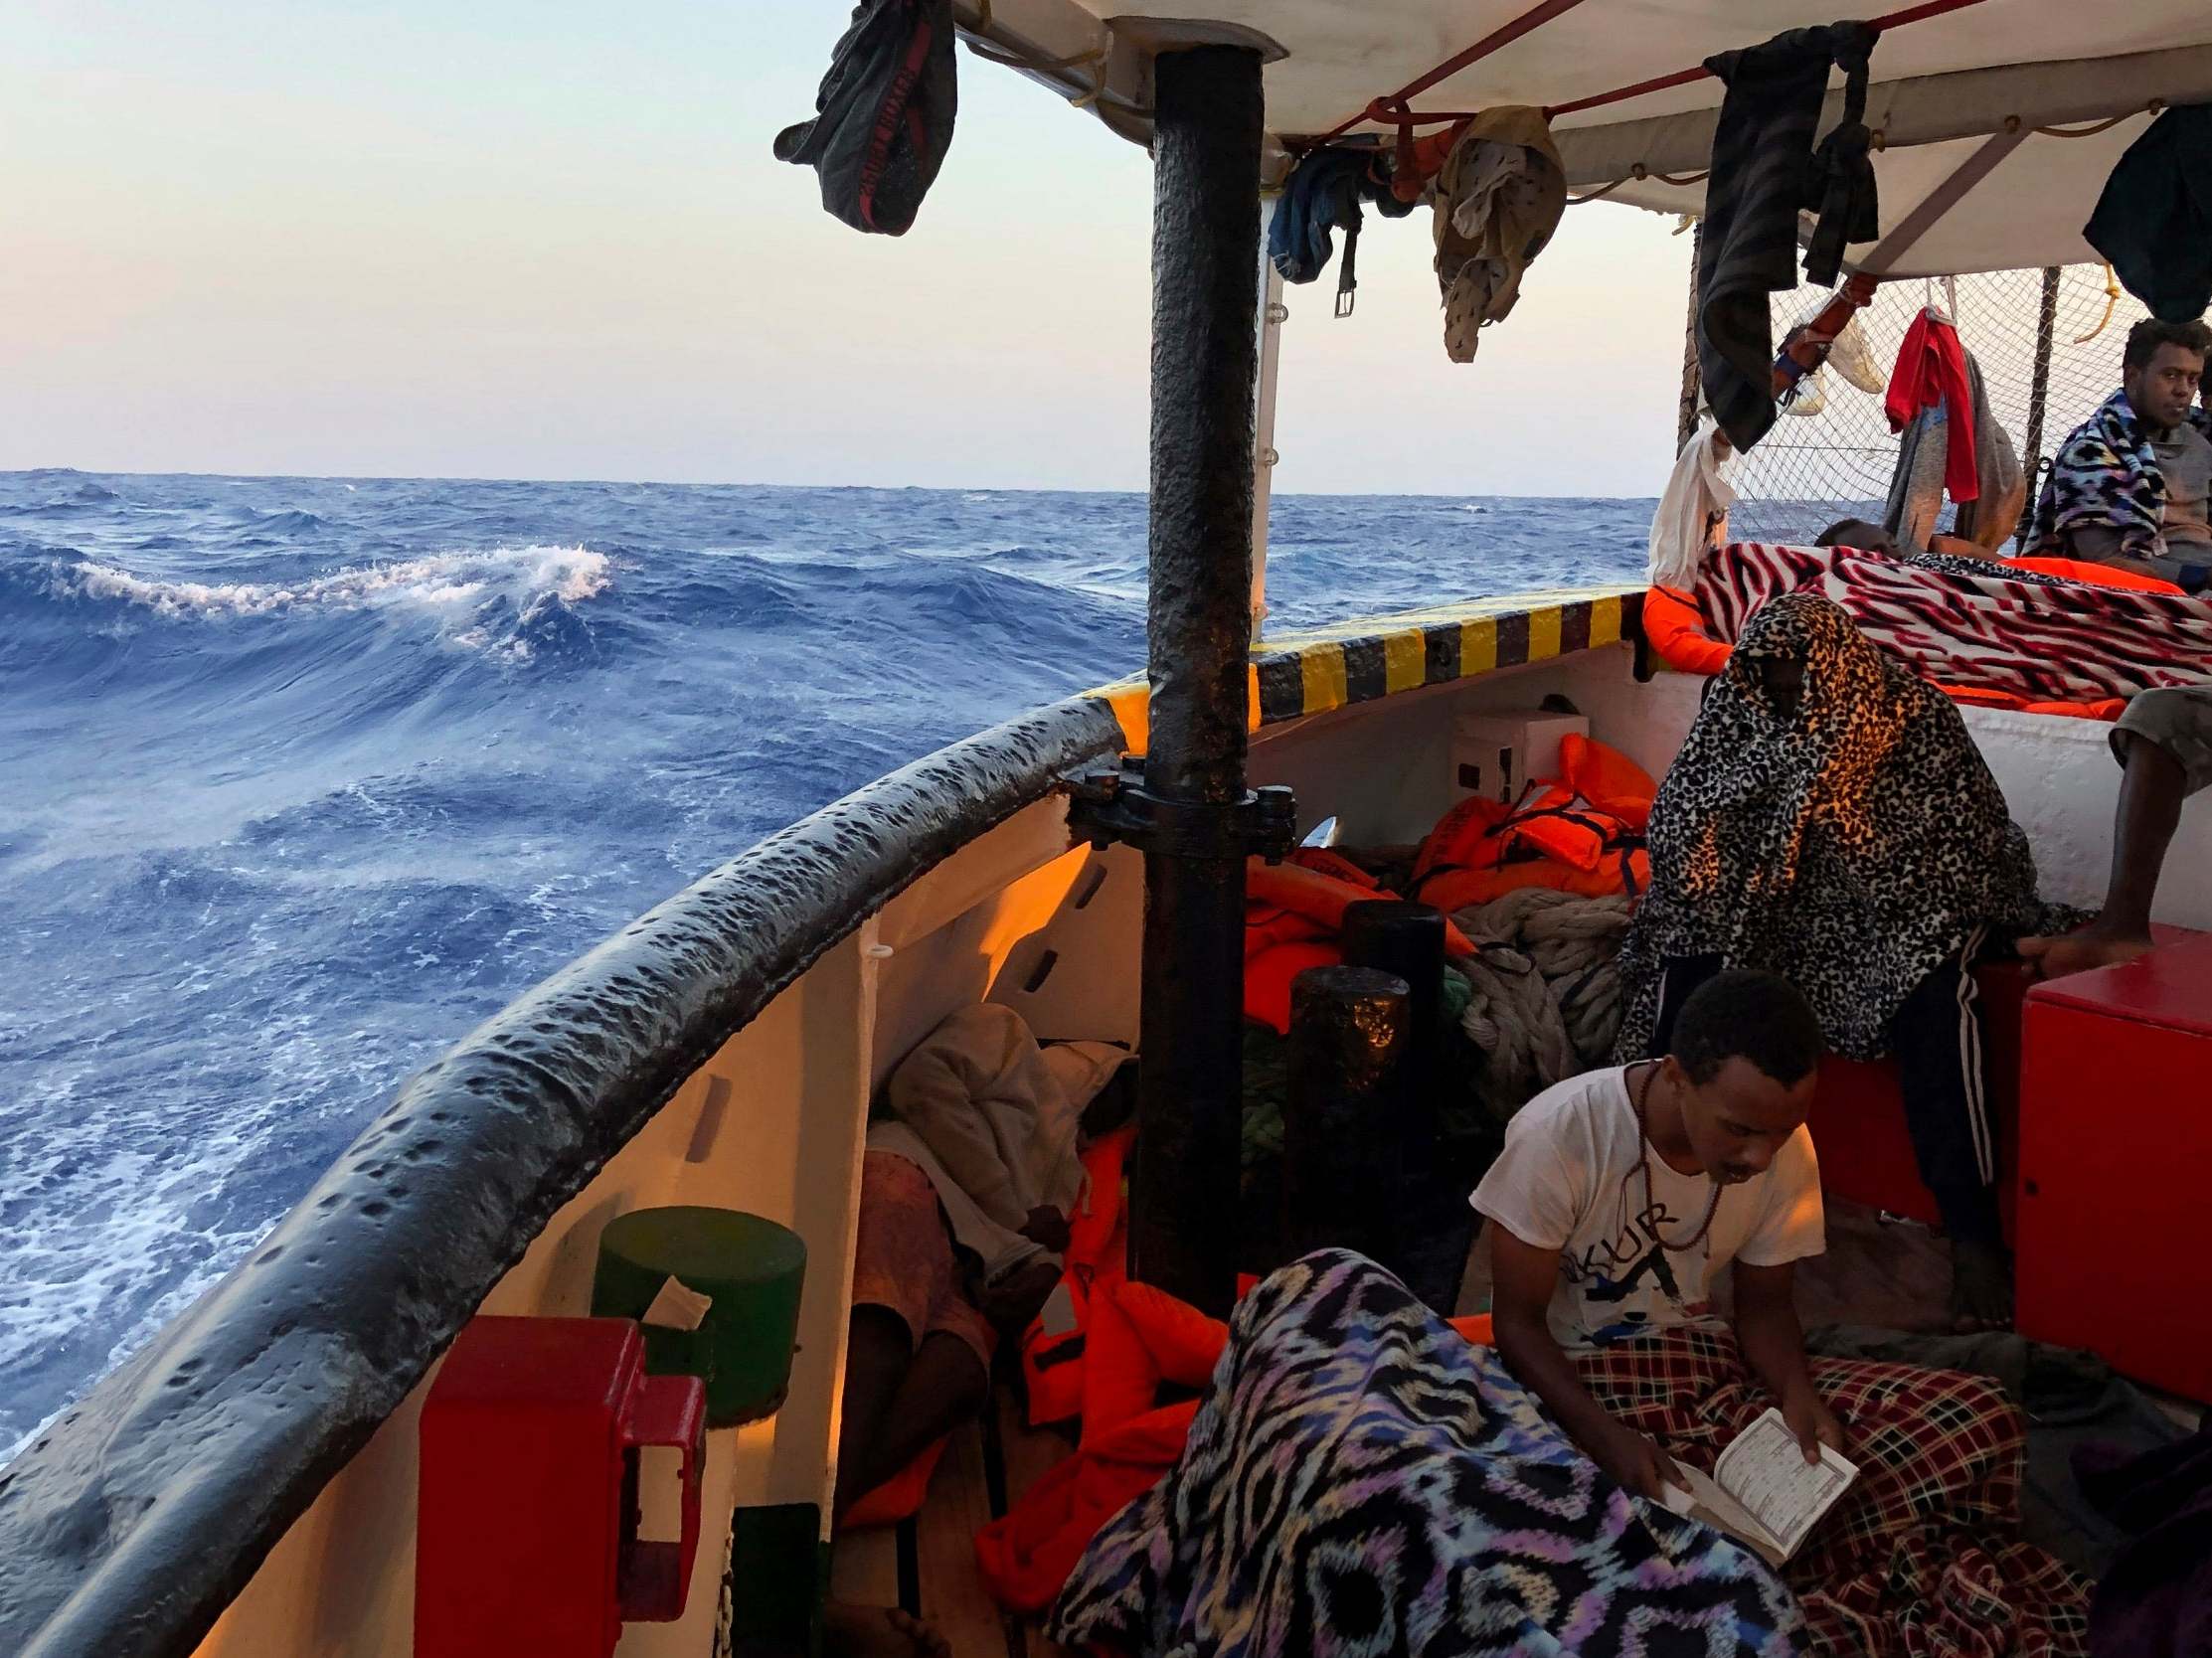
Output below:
[1677,221,1704,449]
[1129,44,1266,1316]
[2015,265,2061,549]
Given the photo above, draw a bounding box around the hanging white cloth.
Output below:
[1648,415,1736,589]
[1777,298,1883,417]
[1826,313,1885,394]
[1784,368,1828,417]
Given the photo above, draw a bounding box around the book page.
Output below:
[1714,1409,1858,1559]
[1661,1465,1781,1563]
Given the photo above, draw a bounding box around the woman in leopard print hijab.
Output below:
[1616,590,2065,1061]
[1615,592,2075,1324]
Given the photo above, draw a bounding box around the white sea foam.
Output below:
[0,1068,271,1462]
[67,545,611,619]
[0,940,425,1460]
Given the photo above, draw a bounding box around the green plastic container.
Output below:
[591,1206,807,1427]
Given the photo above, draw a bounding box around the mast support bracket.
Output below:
[1062,757,1295,862]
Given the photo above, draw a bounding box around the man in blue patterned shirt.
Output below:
[2019,317,2212,980]
[2028,316,2211,583]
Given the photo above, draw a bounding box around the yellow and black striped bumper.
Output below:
[1091,586,1641,753]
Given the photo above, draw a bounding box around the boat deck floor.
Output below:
[831,1385,1081,1658]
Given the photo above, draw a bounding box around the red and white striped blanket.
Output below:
[1694,542,2212,703]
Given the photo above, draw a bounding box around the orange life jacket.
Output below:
[1640,583,1733,677]
[1016,1123,1135,1428]
[975,1278,1493,1612]
[1242,939,1345,1037]
[1561,731,1658,832]
[1412,737,1655,912]
[1246,858,1477,957]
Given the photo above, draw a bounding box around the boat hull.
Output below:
[8,587,2207,1657]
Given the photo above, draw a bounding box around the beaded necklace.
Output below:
[1628,1060,1723,1253]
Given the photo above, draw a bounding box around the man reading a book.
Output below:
[1474,968,2090,1653]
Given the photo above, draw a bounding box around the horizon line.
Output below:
[2,463,1666,503]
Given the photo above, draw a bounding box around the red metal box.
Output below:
[417,1316,706,1658]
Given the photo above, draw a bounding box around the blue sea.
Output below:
[0,470,1652,1453]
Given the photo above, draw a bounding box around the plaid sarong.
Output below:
[1576,1325,2091,1657]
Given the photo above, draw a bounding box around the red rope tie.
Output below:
[1290,0,2002,199]
[1304,0,1594,150]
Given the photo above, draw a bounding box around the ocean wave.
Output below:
[224,508,330,538]
[0,470,1664,1458]
[62,544,611,620]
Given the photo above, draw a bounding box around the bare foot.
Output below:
[1951,1240,2013,1333]
[822,1603,950,1658]
[2017,924,2153,981]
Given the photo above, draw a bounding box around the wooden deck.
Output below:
[830,1386,1080,1658]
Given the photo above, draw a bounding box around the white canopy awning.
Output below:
[1553,45,2212,277]
[962,0,2212,278]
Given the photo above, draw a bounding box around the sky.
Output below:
[0,2,1697,495]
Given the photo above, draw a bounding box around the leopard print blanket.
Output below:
[1616,592,2072,1063]
[1048,1249,1808,1656]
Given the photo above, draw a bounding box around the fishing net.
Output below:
[1716,263,2160,548]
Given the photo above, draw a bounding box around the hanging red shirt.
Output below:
[1885,308,1979,502]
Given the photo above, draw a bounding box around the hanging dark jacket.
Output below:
[774,0,957,237]
[2086,102,2212,324]
[1696,22,1879,452]
[1269,146,1416,312]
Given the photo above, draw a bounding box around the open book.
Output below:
[1658,1409,1858,1569]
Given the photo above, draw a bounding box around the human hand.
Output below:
[1783,1388,1847,1464]
[1598,1423,1683,1503]
[1019,1206,1071,1253]
[978,1257,1062,1330]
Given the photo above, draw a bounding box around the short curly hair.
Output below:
[2124,316,2212,373]
[1669,969,1824,1086]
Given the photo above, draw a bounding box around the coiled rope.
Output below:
[1450,889,1632,1117]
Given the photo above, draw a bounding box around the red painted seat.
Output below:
[2017,930,2212,1404]
[1807,959,2032,1244]
[1808,931,2201,1250]
[1801,927,2212,1404]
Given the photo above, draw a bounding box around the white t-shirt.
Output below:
[1471,1065,1825,1350]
